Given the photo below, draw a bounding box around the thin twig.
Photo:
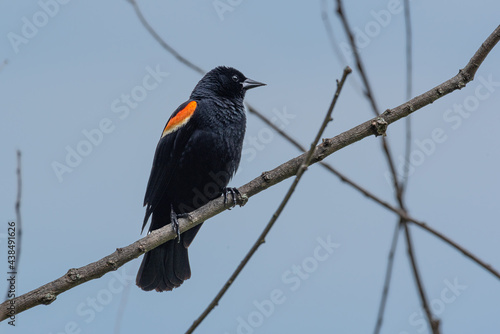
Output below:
[320,0,346,66]
[321,0,347,64]
[402,0,413,191]
[373,222,401,334]
[403,0,413,103]
[335,1,380,116]
[1,24,498,322]
[127,0,205,75]
[319,0,364,97]
[185,67,352,334]
[404,224,440,332]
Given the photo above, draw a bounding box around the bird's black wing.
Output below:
[142,100,198,232]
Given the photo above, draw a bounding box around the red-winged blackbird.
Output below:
[136,66,265,292]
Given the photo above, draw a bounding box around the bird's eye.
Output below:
[232,75,239,82]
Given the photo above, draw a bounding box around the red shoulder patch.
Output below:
[161,101,197,138]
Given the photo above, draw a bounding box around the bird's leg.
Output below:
[222,187,241,209]
[232,188,241,207]
[222,188,231,209]
[170,204,181,243]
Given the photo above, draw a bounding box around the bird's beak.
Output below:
[242,78,266,90]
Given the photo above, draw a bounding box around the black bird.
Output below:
[136,66,265,291]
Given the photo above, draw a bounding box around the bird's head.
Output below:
[191,66,265,100]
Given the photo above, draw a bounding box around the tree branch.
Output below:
[1,24,498,322]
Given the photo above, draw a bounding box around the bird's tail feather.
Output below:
[136,207,203,292]
[136,238,191,292]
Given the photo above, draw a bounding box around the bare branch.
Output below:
[320,0,349,68]
[320,0,364,94]
[186,67,352,334]
[1,25,498,322]
[335,0,380,115]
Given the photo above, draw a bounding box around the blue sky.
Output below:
[1,1,500,333]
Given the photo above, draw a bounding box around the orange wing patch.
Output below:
[161,101,197,138]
